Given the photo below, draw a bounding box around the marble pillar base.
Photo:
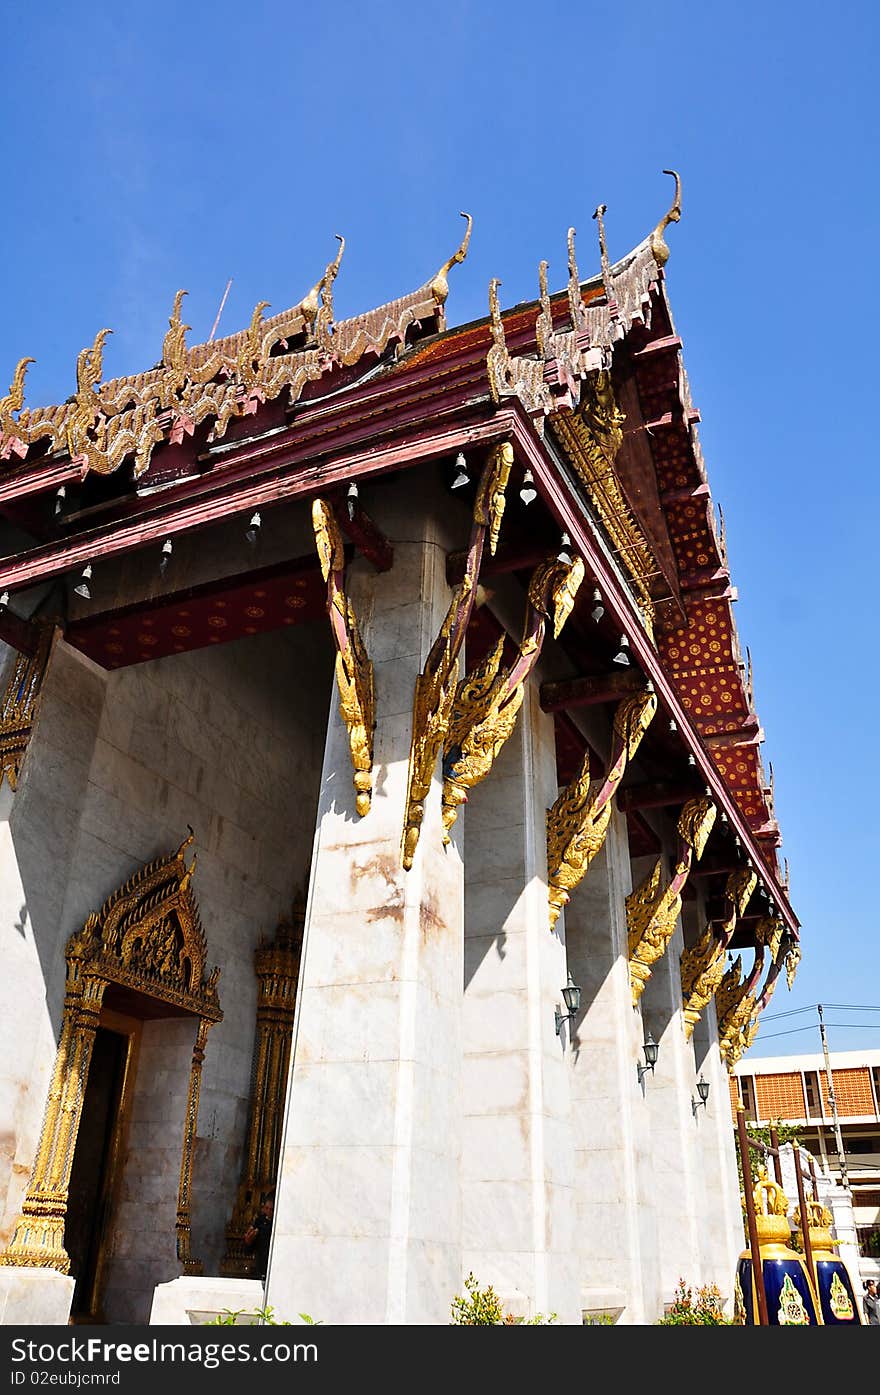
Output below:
[0,1268,74,1326]
[149,1276,266,1325]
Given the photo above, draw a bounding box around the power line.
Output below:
[761,1003,880,1023]
[764,1004,820,1026]
[752,1022,880,1042]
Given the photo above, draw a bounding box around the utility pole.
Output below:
[817,1003,851,1195]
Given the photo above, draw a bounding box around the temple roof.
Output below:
[0,176,789,925]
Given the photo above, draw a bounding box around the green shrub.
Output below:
[450,1273,557,1325]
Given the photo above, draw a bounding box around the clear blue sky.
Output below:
[4,2,878,1057]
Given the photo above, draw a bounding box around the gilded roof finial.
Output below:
[0,357,35,435]
[650,169,682,268]
[316,236,345,346]
[592,204,618,317]
[536,259,552,357]
[163,291,191,370]
[487,277,513,403]
[429,212,473,305]
[566,227,586,333]
[176,825,196,861]
[76,328,112,398]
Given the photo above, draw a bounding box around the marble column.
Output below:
[638,853,704,1303]
[461,680,579,1324]
[563,810,660,1323]
[691,984,745,1300]
[267,493,464,1325]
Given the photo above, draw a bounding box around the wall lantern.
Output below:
[691,1074,711,1117]
[637,1031,659,1085]
[555,972,581,1037]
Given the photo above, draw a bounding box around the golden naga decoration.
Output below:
[222,899,304,1277]
[0,621,56,790]
[312,498,375,817]
[727,947,788,1068]
[679,866,756,1040]
[553,373,656,636]
[546,689,657,929]
[649,170,682,268]
[756,912,785,963]
[785,940,801,990]
[401,441,513,870]
[440,552,585,842]
[718,946,766,1068]
[0,218,471,484]
[1,835,221,1275]
[627,795,717,1006]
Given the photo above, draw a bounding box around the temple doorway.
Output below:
[66,1010,140,1322]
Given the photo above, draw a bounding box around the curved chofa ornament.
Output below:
[440,551,585,843]
[312,499,375,816]
[429,212,473,306]
[650,170,682,268]
[735,1171,821,1326]
[546,689,657,930]
[794,1198,862,1325]
[401,441,513,870]
[626,794,716,1006]
[679,865,756,1040]
[0,834,221,1276]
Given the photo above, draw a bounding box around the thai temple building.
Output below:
[0,175,801,1325]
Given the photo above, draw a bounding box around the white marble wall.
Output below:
[691,990,744,1301]
[268,484,466,1325]
[461,682,579,1323]
[0,639,105,1251]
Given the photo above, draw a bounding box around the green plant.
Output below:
[655,1279,732,1326]
[208,1304,320,1326]
[583,1312,615,1325]
[450,1273,557,1325]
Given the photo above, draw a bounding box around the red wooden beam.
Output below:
[540,669,646,713]
[0,455,88,508]
[704,723,764,751]
[679,565,729,593]
[335,498,394,573]
[642,408,701,432]
[0,414,506,595]
[446,540,549,587]
[617,781,700,813]
[0,607,41,656]
[631,334,682,358]
[659,482,710,507]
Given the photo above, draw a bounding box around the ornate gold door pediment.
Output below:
[1,832,221,1276]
